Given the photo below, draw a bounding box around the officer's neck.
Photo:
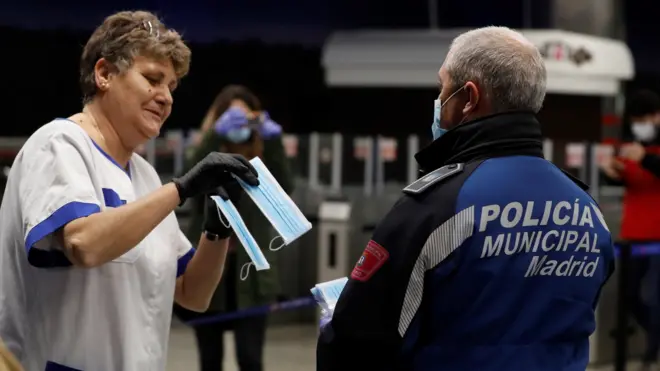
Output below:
[415,111,544,173]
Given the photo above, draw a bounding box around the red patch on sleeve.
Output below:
[351,240,389,282]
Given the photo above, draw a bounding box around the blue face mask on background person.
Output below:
[431,86,465,140]
[235,157,312,250]
[226,118,261,143]
[225,127,251,143]
[215,107,259,144]
[210,195,270,280]
[226,127,252,143]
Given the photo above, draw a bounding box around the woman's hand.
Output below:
[202,182,243,239]
[172,152,258,204]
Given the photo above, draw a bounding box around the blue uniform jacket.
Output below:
[316,112,615,371]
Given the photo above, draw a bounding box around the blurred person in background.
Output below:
[174,85,294,371]
[601,89,660,370]
[0,11,261,371]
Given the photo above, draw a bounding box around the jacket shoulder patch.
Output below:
[403,163,464,195]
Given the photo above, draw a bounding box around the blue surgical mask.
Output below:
[431,99,446,140]
[210,195,270,280]
[431,86,465,140]
[311,277,348,314]
[226,127,252,143]
[236,157,312,250]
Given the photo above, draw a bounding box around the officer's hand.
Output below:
[172,152,259,204]
[319,311,332,329]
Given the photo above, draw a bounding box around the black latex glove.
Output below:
[173,152,259,204]
[203,181,244,238]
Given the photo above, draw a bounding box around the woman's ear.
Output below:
[94,58,117,92]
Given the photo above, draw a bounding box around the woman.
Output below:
[601,89,660,370]
[175,85,294,371]
[0,11,259,371]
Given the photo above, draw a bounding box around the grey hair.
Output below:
[443,26,547,113]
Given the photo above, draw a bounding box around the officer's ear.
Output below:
[462,81,480,115]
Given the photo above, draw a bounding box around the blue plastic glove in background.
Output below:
[214,106,249,136]
[258,111,283,139]
[214,107,252,143]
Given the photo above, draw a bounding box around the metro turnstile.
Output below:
[317,200,352,283]
[316,200,352,323]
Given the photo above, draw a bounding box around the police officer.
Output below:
[316,26,615,371]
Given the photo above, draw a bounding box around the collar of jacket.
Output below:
[415,111,544,174]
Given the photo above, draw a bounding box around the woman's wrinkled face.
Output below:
[98,55,178,148]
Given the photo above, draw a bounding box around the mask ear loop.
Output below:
[215,206,231,229]
[268,236,286,251]
[240,262,253,281]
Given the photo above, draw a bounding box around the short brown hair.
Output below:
[79,11,191,104]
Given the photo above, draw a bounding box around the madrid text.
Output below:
[478,200,608,278]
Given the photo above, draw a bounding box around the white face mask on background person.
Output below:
[631,122,657,142]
